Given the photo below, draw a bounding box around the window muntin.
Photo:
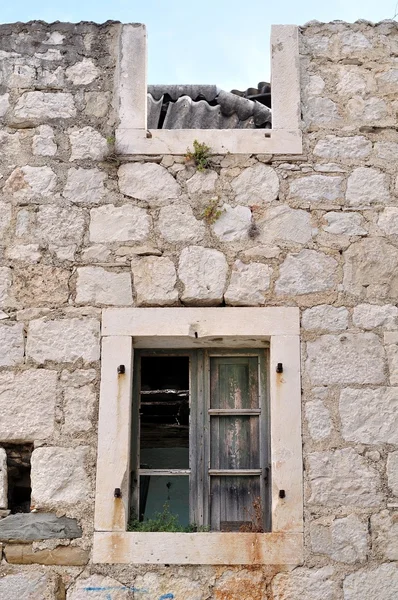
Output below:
[130,349,269,532]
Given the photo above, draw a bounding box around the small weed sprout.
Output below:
[202,197,223,225]
[185,139,211,172]
[128,502,209,532]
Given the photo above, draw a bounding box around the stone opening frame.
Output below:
[115,24,302,155]
[93,307,303,565]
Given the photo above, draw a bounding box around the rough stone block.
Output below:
[306,97,341,125]
[347,97,388,123]
[63,167,106,204]
[32,125,57,156]
[14,265,70,307]
[343,239,398,301]
[118,162,181,205]
[336,67,368,96]
[231,163,279,204]
[0,267,12,309]
[323,211,367,235]
[302,305,348,331]
[0,513,82,541]
[353,304,398,330]
[0,571,62,600]
[224,260,272,306]
[67,575,135,599]
[6,244,41,263]
[272,566,337,600]
[27,318,100,363]
[0,201,11,239]
[340,387,398,444]
[89,204,150,243]
[0,323,24,366]
[288,175,344,205]
[308,448,382,507]
[0,370,57,441]
[69,126,108,161]
[374,142,398,161]
[5,543,89,566]
[386,344,398,384]
[344,564,398,600]
[132,256,178,306]
[63,384,96,434]
[37,204,85,247]
[0,448,7,509]
[178,246,228,306]
[186,170,218,196]
[371,511,398,560]
[0,92,9,117]
[258,205,313,245]
[31,446,89,507]
[305,401,332,440]
[339,30,371,54]
[378,208,398,235]
[65,58,100,85]
[84,91,111,117]
[3,166,56,199]
[388,451,398,496]
[346,167,390,206]
[212,204,252,242]
[76,267,132,306]
[12,91,76,125]
[276,250,338,296]
[313,135,372,160]
[306,333,385,385]
[310,514,368,563]
[158,203,205,243]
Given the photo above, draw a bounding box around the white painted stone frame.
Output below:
[93,307,303,565]
[115,24,302,155]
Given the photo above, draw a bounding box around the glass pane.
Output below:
[210,357,258,409]
[139,475,189,528]
[140,356,189,469]
[210,476,262,532]
[210,416,259,469]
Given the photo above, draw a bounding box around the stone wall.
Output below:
[0,17,397,600]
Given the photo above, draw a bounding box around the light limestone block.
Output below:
[340,387,398,444]
[306,75,325,96]
[0,571,61,600]
[32,125,57,156]
[89,204,150,243]
[371,511,398,560]
[186,170,218,195]
[12,91,76,125]
[306,333,385,385]
[377,68,398,88]
[60,368,96,388]
[258,205,313,245]
[63,167,106,204]
[132,256,178,306]
[313,135,372,160]
[67,575,133,600]
[343,238,398,301]
[31,446,89,506]
[27,318,100,363]
[0,267,12,309]
[135,571,211,600]
[179,246,228,306]
[375,142,398,161]
[305,401,332,440]
[37,205,85,247]
[378,208,398,235]
[306,97,341,125]
[336,68,367,96]
[272,567,337,600]
[0,323,24,366]
[69,126,108,161]
[346,167,390,206]
[0,370,57,441]
[0,201,11,238]
[84,91,111,117]
[353,304,398,330]
[323,212,366,235]
[118,163,180,204]
[308,448,382,507]
[3,166,56,199]
[386,344,398,384]
[76,267,132,306]
[276,250,338,296]
[0,92,9,117]
[44,31,65,44]
[212,204,252,242]
[63,385,96,434]
[310,515,368,563]
[0,448,7,509]
[339,30,371,53]
[302,305,348,331]
[304,35,332,56]
[81,245,112,263]
[344,564,398,600]
[289,175,344,205]
[387,451,398,496]
[158,204,205,243]
[347,97,388,122]
[14,264,70,307]
[231,164,279,204]
[224,260,272,306]
[65,58,100,85]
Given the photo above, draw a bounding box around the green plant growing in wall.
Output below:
[128,502,209,532]
[202,197,224,225]
[185,139,211,172]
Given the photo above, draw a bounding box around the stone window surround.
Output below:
[115,24,302,156]
[93,307,303,565]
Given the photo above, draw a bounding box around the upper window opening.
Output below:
[147,83,272,130]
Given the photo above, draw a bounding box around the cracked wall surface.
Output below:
[0,17,398,600]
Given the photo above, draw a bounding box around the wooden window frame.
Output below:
[93,307,303,565]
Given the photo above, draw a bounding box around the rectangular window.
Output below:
[130,349,269,532]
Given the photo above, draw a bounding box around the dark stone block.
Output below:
[0,513,82,541]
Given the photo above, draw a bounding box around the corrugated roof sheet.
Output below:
[147,83,272,130]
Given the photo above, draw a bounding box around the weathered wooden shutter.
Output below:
[207,353,269,531]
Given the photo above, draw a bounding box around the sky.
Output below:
[1,0,397,90]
